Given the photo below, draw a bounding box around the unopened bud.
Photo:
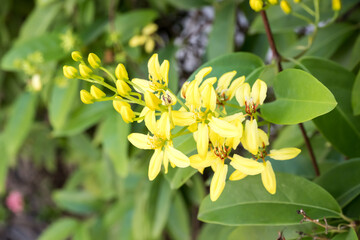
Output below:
[332,0,341,11]
[144,91,161,110]
[63,65,78,79]
[88,53,101,68]
[142,23,158,36]
[113,96,134,123]
[115,63,129,80]
[269,0,278,4]
[116,80,131,96]
[71,51,83,62]
[280,0,291,14]
[79,63,93,78]
[129,35,147,47]
[80,89,94,104]
[249,0,263,12]
[90,85,106,99]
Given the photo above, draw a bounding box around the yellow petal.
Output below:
[208,117,241,138]
[243,119,259,155]
[142,23,158,35]
[166,145,190,168]
[185,80,201,109]
[195,67,212,84]
[144,91,161,110]
[138,106,150,123]
[160,60,169,86]
[148,53,162,81]
[128,133,152,149]
[217,71,236,91]
[148,148,163,181]
[189,153,217,173]
[332,0,341,11]
[131,78,153,93]
[144,109,157,134]
[257,128,269,147]
[197,123,209,159]
[172,111,195,126]
[228,76,245,100]
[71,51,82,62]
[158,112,171,140]
[129,35,146,47]
[249,0,263,11]
[251,79,267,105]
[210,161,228,202]
[269,148,301,160]
[235,83,250,107]
[199,77,217,93]
[230,154,265,175]
[145,38,155,54]
[120,105,135,123]
[88,53,101,68]
[261,161,276,194]
[229,170,247,181]
[63,65,78,79]
[201,83,217,111]
[79,63,93,78]
[163,149,169,174]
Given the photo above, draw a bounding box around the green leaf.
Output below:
[49,80,78,130]
[187,52,264,82]
[38,218,79,240]
[73,223,91,240]
[165,166,197,190]
[198,173,341,226]
[53,101,112,137]
[352,70,360,116]
[53,191,102,215]
[165,0,209,9]
[198,224,235,240]
[332,228,358,240]
[300,57,360,157]
[3,92,38,162]
[115,9,158,43]
[19,2,62,40]
[315,158,360,207]
[261,69,337,124]
[207,1,236,60]
[0,137,8,193]
[1,33,66,71]
[102,111,130,177]
[348,34,360,70]
[166,192,191,240]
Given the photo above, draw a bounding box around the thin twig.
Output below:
[260,10,320,176]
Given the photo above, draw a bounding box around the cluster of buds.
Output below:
[63,51,301,202]
[129,23,161,53]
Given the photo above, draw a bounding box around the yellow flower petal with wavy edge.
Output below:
[201,83,217,111]
[235,82,250,106]
[229,170,248,181]
[208,117,241,138]
[210,161,228,202]
[261,161,276,194]
[197,123,209,159]
[172,111,195,126]
[166,145,190,168]
[251,79,267,106]
[244,119,259,155]
[195,67,212,84]
[269,148,301,160]
[148,54,162,81]
[128,133,153,149]
[158,112,171,140]
[132,78,153,93]
[217,71,236,91]
[148,148,164,181]
[160,60,169,86]
[257,128,269,147]
[230,154,265,175]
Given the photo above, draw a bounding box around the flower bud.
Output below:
[79,63,93,78]
[142,23,158,36]
[80,89,94,104]
[129,35,147,47]
[145,39,155,53]
[332,0,341,11]
[90,85,106,99]
[115,63,129,80]
[63,65,78,79]
[116,80,131,96]
[249,0,263,12]
[268,0,278,5]
[293,0,301,3]
[280,0,291,14]
[88,53,101,68]
[71,51,82,62]
[113,96,134,123]
[144,91,161,110]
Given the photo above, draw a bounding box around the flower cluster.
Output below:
[63,52,301,201]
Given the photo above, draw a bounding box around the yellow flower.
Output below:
[90,85,106,99]
[80,89,94,104]
[236,79,267,114]
[280,0,291,14]
[79,63,93,78]
[249,0,263,11]
[144,91,162,110]
[210,161,228,201]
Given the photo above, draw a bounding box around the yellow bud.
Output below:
[280,0,291,14]
[113,96,134,123]
[129,35,147,47]
[88,53,101,69]
[90,85,106,99]
[71,51,82,62]
[269,0,278,4]
[249,0,263,12]
[116,80,131,97]
[145,38,155,53]
[63,65,78,79]
[293,0,301,3]
[115,63,129,80]
[332,0,341,11]
[80,89,94,104]
[269,148,301,160]
[79,63,93,78]
[144,91,161,110]
[251,79,267,105]
[142,23,158,36]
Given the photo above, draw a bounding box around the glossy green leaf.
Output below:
[1,33,66,71]
[261,69,337,124]
[3,92,37,162]
[38,218,79,240]
[332,228,358,240]
[166,192,191,240]
[53,101,112,137]
[198,224,235,240]
[102,111,130,177]
[300,57,360,157]
[207,1,236,60]
[198,173,341,226]
[53,191,102,215]
[343,194,360,219]
[315,159,360,207]
[348,34,360,70]
[49,80,78,130]
[115,9,158,43]
[352,70,360,116]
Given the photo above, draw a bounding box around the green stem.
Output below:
[291,12,313,24]
[126,95,146,106]
[171,126,191,139]
[283,57,311,73]
[299,2,316,16]
[314,0,320,24]
[100,67,117,83]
